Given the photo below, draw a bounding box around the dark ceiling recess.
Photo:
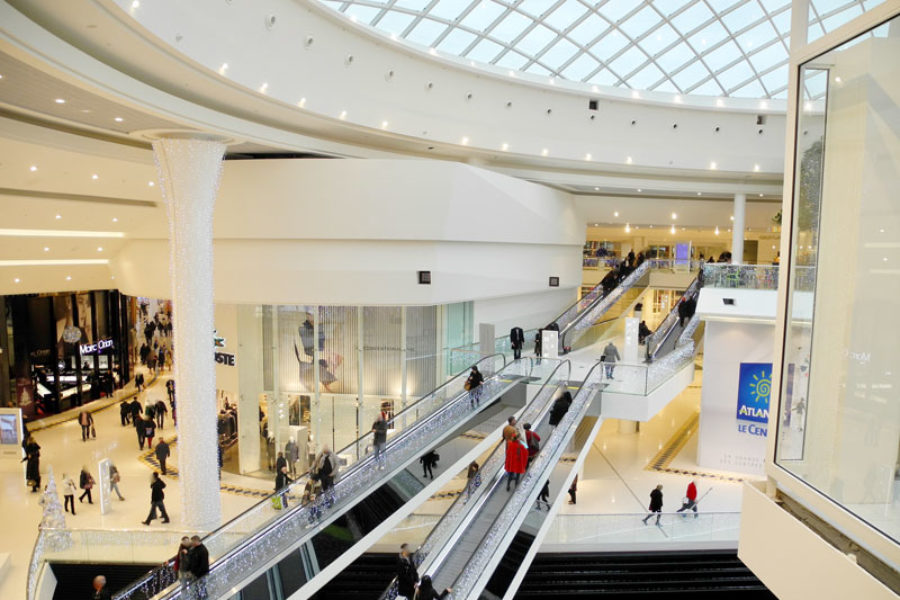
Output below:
[588,99,598,111]
[224,152,335,160]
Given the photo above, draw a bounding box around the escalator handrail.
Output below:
[448,361,607,599]
[143,357,532,600]
[112,353,507,600]
[648,277,700,360]
[378,360,573,600]
[560,261,651,348]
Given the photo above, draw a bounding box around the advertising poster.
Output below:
[736,362,772,425]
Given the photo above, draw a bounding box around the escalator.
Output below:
[647,276,700,362]
[113,355,558,600]
[379,362,609,600]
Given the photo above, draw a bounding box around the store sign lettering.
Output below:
[80,339,114,355]
[736,362,771,431]
[215,352,235,367]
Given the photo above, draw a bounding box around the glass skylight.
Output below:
[318,0,883,100]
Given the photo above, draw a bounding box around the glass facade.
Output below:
[776,14,900,545]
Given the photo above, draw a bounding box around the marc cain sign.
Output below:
[80,338,114,355]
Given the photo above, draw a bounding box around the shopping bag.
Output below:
[271,495,283,510]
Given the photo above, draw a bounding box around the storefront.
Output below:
[3,290,129,417]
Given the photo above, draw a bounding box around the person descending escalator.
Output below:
[464,366,484,407]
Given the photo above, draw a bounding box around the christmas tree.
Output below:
[39,467,72,551]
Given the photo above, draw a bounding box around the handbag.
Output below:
[464,380,472,391]
[91,426,96,438]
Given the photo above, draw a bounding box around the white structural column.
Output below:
[732,192,746,264]
[153,134,227,530]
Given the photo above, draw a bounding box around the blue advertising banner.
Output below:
[737,362,772,424]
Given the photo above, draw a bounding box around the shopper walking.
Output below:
[601,341,620,379]
[502,416,519,442]
[142,472,170,525]
[130,397,142,427]
[78,410,94,442]
[396,543,419,600]
[275,465,292,509]
[465,366,484,406]
[509,326,525,360]
[676,480,699,517]
[166,379,176,405]
[155,399,168,429]
[465,461,480,501]
[135,415,147,450]
[534,330,543,363]
[568,475,578,505]
[504,434,527,491]
[155,438,171,475]
[120,400,131,426]
[22,435,41,492]
[108,463,125,500]
[142,417,157,451]
[62,473,77,514]
[371,414,388,468]
[79,466,95,504]
[313,445,337,503]
[642,484,664,526]
[420,450,439,480]
[414,575,452,600]
[536,480,551,511]
[135,371,145,392]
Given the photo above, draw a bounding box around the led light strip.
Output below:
[0,259,109,266]
[0,229,124,238]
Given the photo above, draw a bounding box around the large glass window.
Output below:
[776,14,900,544]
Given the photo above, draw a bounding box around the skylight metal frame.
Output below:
[324,0,881,99]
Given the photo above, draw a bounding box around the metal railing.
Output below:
[112,353,517,600]
[646,276,701,360]
[700,263,816,291]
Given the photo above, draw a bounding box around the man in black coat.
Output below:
[396,543,419,600]
[142,472,170,525]
[189,535,210,599]
[548,391,573,428]
[509,327,525,360]
[155,438,171,475]
[642,484,664,526]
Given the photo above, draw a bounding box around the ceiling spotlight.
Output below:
[730,215,735,221]
[670,225,676,234]
[624,223,631,233]
[381,120,389,129]
[715,227,720,236]
[43,247,49,252]
[541,148,549,157]
[219,63,229,75]
[461,136,469,145]
[697,192,702,196]
[501,143,509,151]
[625,156,633,165]
[54,98,65,104]
[148,181,155,187]
[112,217,118,223]
[594,187,599,191]
[671,213,677,220]
[65,275,72,281]
[55,214,61,220]
[753,164,760,172]
[131,0,140,7]
[14,278,20,283]
[759,193,764,197]
[114,117,124,123]
[298,97,307,108]
[637,188,642,192]
[339,110,347,120]
[91,174,99,180]
[709,161,717,170]
[584,153,592,161]
[259,82,268,94]
[614,211,619,217]
[97,247,103,252]
[835,76,842,83]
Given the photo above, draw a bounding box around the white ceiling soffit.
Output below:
[321,0,887,101]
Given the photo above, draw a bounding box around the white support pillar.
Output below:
[732,192,747,264]
[153,134,227,531]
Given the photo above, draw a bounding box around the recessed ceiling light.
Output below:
[14,278,20,283]
[54,98,65,104]
[43,247,49,252]
[339,110,347,120]
[753,164,760,172]
[670,225,676,234]
[671,213,677,220]
[709,161,717,170]
[594,187,599,191]
[461,136,469,145]
[835,76,842,83]
[97,247,103,252]
[730,215,735,221]
[758,193,764,197]
[584,153,592,161]
[131,0,140,7]
[65,275,72,281]
[697,192,702,196]
[879,228,885,233]
[112,217,118,222]
[637,188,642,192]
[541,148,549,156]
[259,82,268,94]
[148,181,155,187]
[114,117,124,123]
[0,74,3,79]
[298,97,307,108]
[219,63,229,75]
[55,214,61,220]
[381,120,389,129]
[29,165,37,172]
[614,211,619,217]
[625,156,633,164]
[501,143,509,151]
[91,174,99,180]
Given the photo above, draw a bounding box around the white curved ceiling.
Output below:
[320,0,885,100]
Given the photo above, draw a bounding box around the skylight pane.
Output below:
[736,20,778,53]
[563,53,601,81]
[770,10,792,35]
[524,63,551,76]
[657,0,693,17]
[517,25,559,55]
[656,42,695,72]
[707,0,743,10]
[437,28,477,54]
[690,78,725,96]
[406,18,449,47]
[653,80,680,93]
[688,21,729,51]
[671,60,710,90]
[590,30,629,61]
[586,69,619,86]
[671,3,714,34]
[812,0,852,16]
[394,0,433,9]
[732,78,766,98]
[609,46,649,79]
[640,23,678,56]
[429,0,468,21]
[720,2,764,33]
[821,5,864,31]
[598,0,637,24]
[490,11,532,43]
[760,65,788,91]
[748,42,786,73]
[460,0,507,30]
[543,1,588,32]
[540,38,579,69]
[718,61,755,91]
[375,11,416,34]
[568,13,609,45]
[517,0,553,18]
[626,63,664,89]
[619,6,662,39]
[702,40,743,72]
[759,0,791,11]
[466,37,504,62]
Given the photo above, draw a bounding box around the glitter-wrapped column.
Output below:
[152,134,227,531]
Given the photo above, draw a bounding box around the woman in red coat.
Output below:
[505,435,528,491]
